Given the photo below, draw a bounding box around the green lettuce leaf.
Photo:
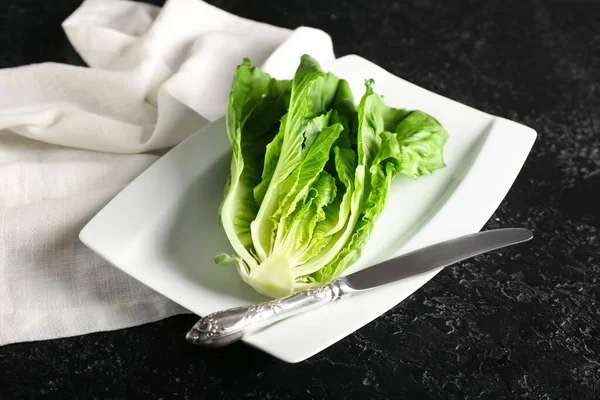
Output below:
[216,55,449,298]
[249,55,339,263]
[217,59,291,273]
[314,86,449,283]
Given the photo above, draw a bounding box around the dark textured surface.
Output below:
[1,0,600,399]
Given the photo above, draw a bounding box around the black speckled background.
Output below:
[1,0,599,399]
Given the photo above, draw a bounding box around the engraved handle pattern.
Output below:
[185,280,349,347]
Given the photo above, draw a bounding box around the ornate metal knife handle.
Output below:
[185,280,351,347]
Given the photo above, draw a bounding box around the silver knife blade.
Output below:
[342,228,533,291]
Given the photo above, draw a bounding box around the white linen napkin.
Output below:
[0,0,335,345]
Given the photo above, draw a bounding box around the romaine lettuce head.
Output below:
[215,55,448,298]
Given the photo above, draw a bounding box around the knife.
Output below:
[185,228,532,347]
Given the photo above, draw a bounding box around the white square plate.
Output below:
[79,55,536,363]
